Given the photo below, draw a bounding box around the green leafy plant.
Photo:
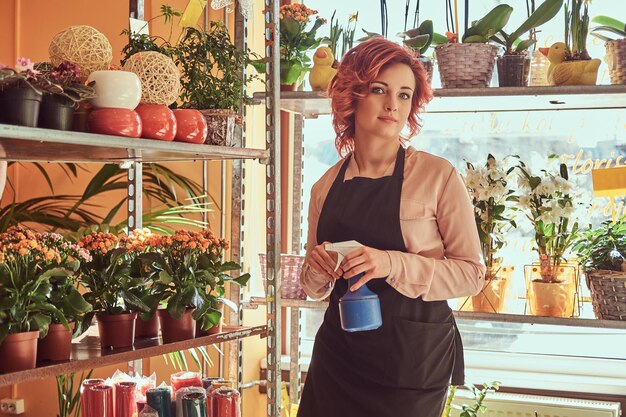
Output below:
[0,226,75,344]
[574,216,626,273]
[34,61,96,103]
[0,58,45,94]
[325,11,359,61]
[591,16,626,41]
[398,20,435,57]
[490,0,563,54]
[565,0,592,60]
[56,370,93,417]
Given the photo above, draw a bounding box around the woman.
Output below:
[298,38,485,417]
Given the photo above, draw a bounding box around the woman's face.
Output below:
[353,63,416,144]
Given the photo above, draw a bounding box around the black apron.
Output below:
[298,146,464,417]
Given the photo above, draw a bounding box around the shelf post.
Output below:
[127,159,142,376]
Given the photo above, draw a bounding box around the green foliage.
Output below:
[443,382,501,417]
[591,16,626,42]
[490,0,563,53]
[56,370,93,417]
[574,215,626,273]
[565,0,592,59]
[324,11,359,60]
[398,20,434,56]
[463,5,513,43]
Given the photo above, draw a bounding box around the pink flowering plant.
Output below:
[0,226,92,344]
[0,57,43,94]
[35,60,96,103]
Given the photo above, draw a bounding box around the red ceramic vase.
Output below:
[87,108,142,138]
[136,104,177,141]
[172,109,208,144]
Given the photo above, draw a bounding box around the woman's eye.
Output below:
[371,86,384,94]
[399,92,411,100]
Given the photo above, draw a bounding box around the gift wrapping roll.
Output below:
[146,387,172,417]
[170,372,202,395]
[201,378,224,390]
[213,387,240,417]
[114,381,138,417]
[175,387,205,417]
[138,405,159,417]
[81,379,106,417]
[87,385,114,417]
[181,392,207,417]
[206,381,233,417]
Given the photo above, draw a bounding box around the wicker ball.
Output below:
[122,51,181,106]
[49,25,112,79]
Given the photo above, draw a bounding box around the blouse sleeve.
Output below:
[385,167,486,301]
[300,180,334,300]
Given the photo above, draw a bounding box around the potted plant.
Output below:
[36,232,92,362]
[539,0,601,85]
[0,226,71,372]
[138,229,250,343]
[35,61,96,131]
[0,58,44,127]
[325,10,359,63]
[490,0,563,87]
[462,154,518,313]
[591,16,626,85]
[397,20,440,82]
[517,161,581,317]
[78,231,150,349]
[434,4,513,88]
[574,216,626,321]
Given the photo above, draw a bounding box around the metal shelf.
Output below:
[0,124,269,163]
[253,84,626,118]
[243,297,626,330]
[0,324,267,387]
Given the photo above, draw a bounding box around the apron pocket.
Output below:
[385,318,455,390]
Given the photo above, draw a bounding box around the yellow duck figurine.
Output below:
[539,42,601,86]
[309,46,337,91]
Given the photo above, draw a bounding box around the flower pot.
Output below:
[198,109,240,147]
[417,57,434,85]
[497,54,530,87]
[0,330,39,372]
[605,39,626,85]
[72,101,91,132]
[0,87,43,127]
[87,70,142,109]
[135,313,160,339]
[525,263,579,318]
[586,270,626,320]
[280,83,298,92]
[87,108,142,138]
[135,104,177,141]
[37,322,75,362]
[172,109,208,144]
[38,93,76,130]
[434,43,498,88]
[470,266,514,313]
[158,308,196,343]
[196,302,224,336]
[96,312,137,349]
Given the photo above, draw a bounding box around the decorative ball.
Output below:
[49,25,112,79]
[122,51,181,106]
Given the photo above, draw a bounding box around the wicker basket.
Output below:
[605,39,626,85]
[434,43,498,88]
[198,109,242,147]
[259,254,306,300]
[587,270,626,320]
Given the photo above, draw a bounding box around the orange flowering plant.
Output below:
[137,229,250,331]
[0,226,92,344]
[78,231,150,318]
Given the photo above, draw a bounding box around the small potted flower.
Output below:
[574,216,626,321]
[463,154,518,313]
[517,161,581,317]
[36,231,92,362]
[78,231,150,349]
[0,226,72,372]
[0,58,44,127]
[138,229,250,343]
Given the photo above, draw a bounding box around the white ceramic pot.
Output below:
[87,70,142,109]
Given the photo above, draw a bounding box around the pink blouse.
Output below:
[300,146,486,301]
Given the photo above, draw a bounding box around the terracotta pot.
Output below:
[87,108,142,138]
[196,320,223,336]
[0,330,39,372]
[172,109,208,144]
[472,278,508,313]
[135,313,159,339]
[96,312,137,349]
[87,70,142,109]
[0,86,43,127]
[158,309,196,343]
[280,83,297,92]
[135,104,177,141]
[37,322,75,362]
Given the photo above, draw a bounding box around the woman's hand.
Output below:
[307,241,342,282]
[340,246,391,291]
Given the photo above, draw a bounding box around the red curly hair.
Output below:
[327,37,432,157]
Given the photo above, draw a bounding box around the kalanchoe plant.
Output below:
[574,216,626,273]
[490,0,563,54]
[590,16,626,42]
[463,155,518,277]
[78,232,150,322]
[0,226,76,344]
[138,229,250,331]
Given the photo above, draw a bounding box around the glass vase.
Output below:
[525,260,580,318]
